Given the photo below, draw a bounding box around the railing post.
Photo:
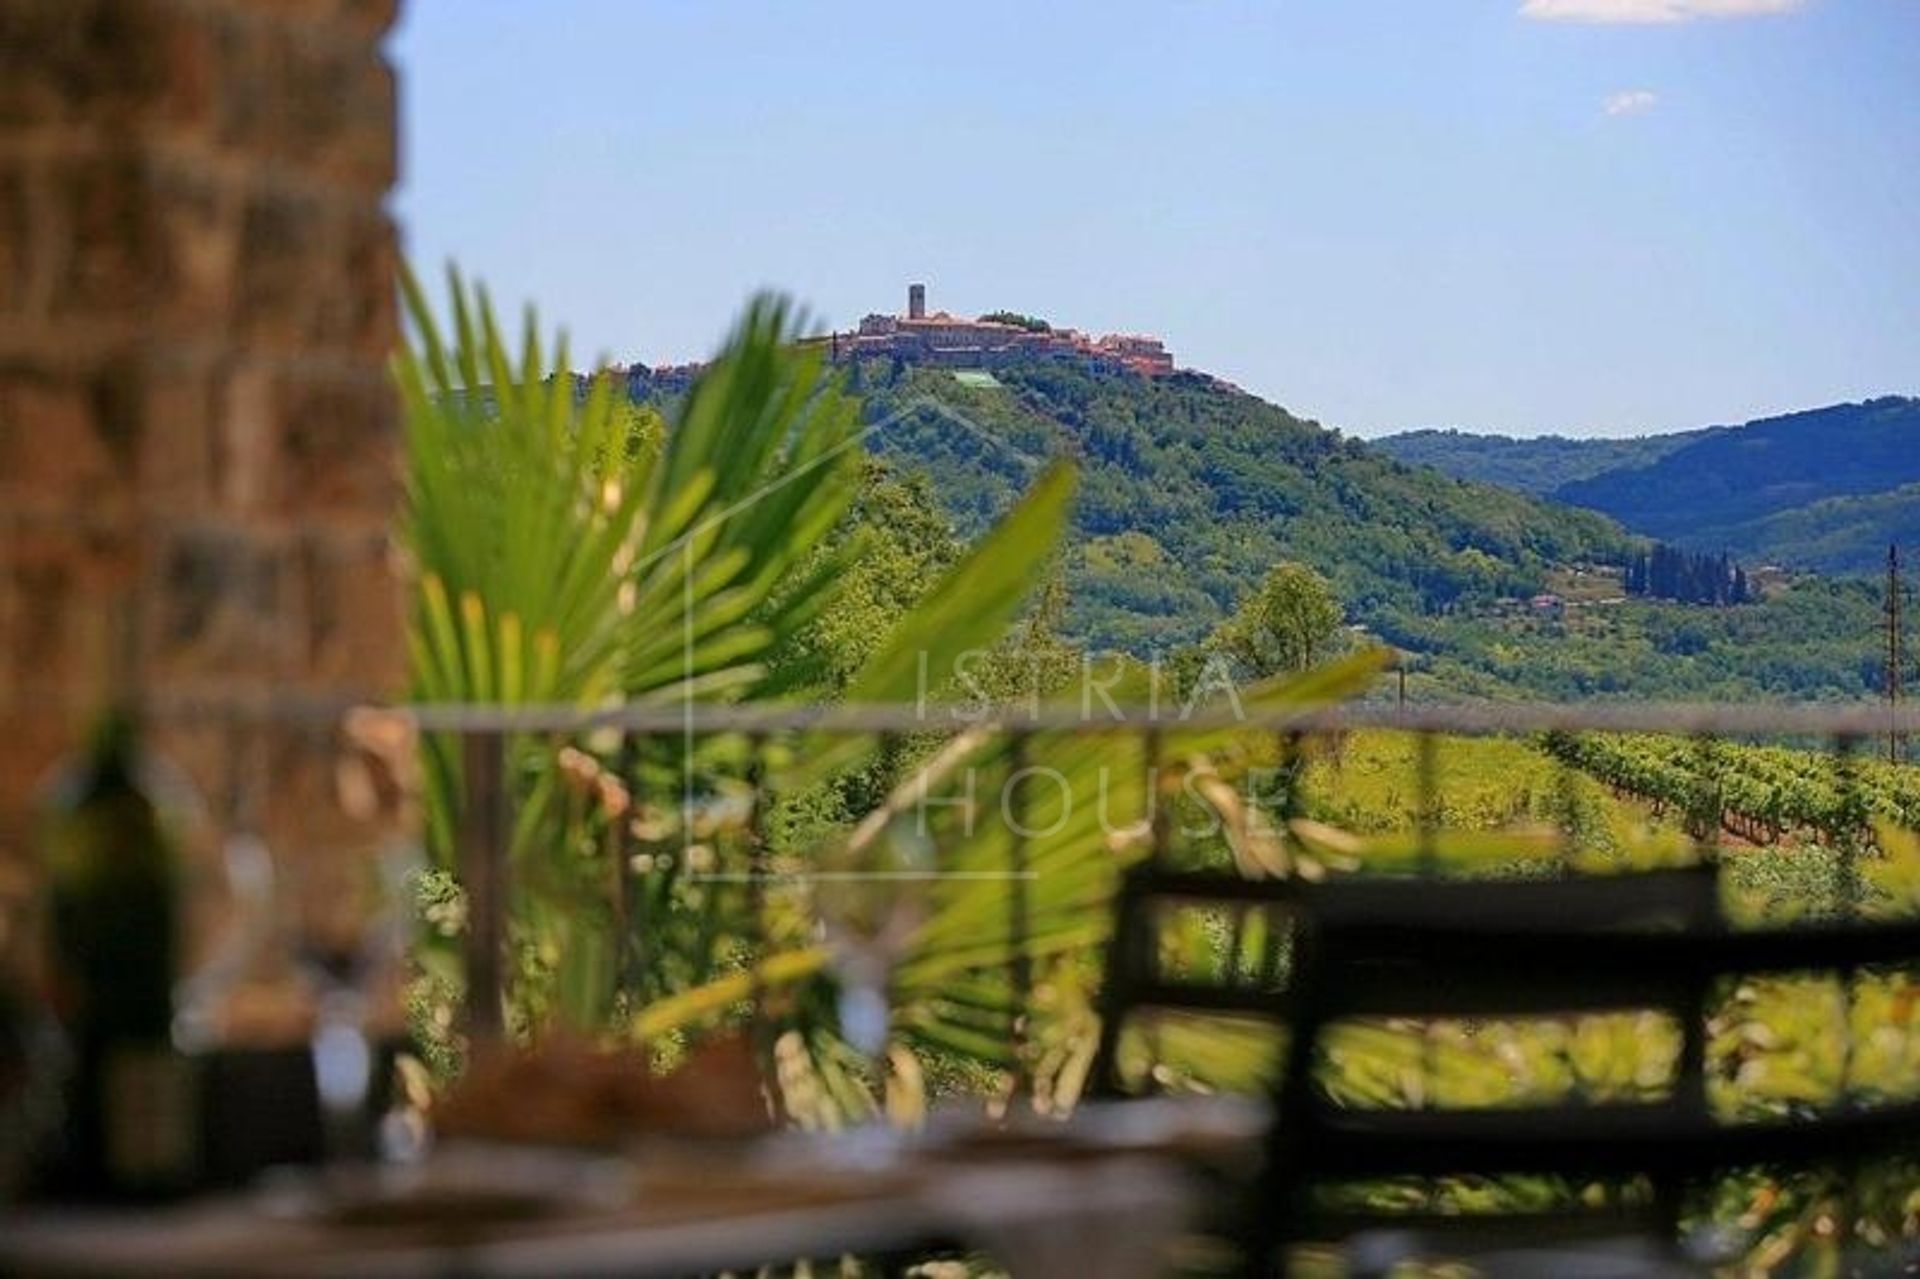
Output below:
[1006,731,1033,1099]
[1144,727,1170,1092]
[743,732,787,1122]
[745,733,773,988]
[1146,726,1171,868]
[610,733,640,1002]
[1088,725,1161,1098]
[459,730,509,1048]
[1832,732,1864,1249]
[1659,729,1721,1235]
[1551,747,1582,875]
[1415,728,1439,879]
[1413,725,1443,1115]
[1257,730,1304,989]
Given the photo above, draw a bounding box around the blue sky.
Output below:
[392,0,1918,438]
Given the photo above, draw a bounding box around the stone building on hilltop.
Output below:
[821,285,1175,377]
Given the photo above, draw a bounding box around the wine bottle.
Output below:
[40,708,198,1198]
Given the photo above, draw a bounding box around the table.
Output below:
[0,1099,1263,1278]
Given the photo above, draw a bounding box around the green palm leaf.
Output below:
[400,271,867,1026]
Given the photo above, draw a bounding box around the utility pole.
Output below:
[1890,543,1906,764]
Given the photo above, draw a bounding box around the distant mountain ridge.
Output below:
[1372,426,1719,495]
[841,360,1882,700]
[1378,398,1920,575]
[1728,482,1920,575]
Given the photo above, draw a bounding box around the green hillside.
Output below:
[1372,426,1713,495]
[1376,400,1920,576]
[1720,482,1920,575]
[622,356,1890,701]
[846,358,1633,652]
[1382,575,1886,702]
[1553,397,1920,573]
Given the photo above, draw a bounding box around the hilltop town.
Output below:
[606,284,1180,400]
[813,284,1176,377]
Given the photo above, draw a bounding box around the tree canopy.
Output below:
[1212,562,1345,679]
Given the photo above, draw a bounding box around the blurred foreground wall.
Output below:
[0,0,406,940]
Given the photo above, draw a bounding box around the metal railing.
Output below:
[402,699,1920,737]
[385,699,1920,1059]
[111,693,1920,1261]
[123,691,1920,1068]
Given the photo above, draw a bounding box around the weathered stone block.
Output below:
[144,156,240,327]
[1,355,217,516]
[342,208,398,357]
[0,520,12,716]
[0,366,126,506]
[0,0,164,129]
[333,56,397,191]
[276,366,398,519]
[272,31,395,191]
[235,187,334,351]
[295,528,404,695]
[214,361,276,515]
[206,14,393,190]
[45,146,164,317]
[129,353,217,514]
[212,361,397,522]
[205,9,268,155]
[39,146,232,327]
[0,517,133,708]
[140,522,290,684]
[0,712,69,873]
[272,0,401,38]
[0,161,28,314]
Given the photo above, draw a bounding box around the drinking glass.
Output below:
[288,839,423,1167]
[171,823,277,1054]
[814,815,934,1100]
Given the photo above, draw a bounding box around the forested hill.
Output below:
[1372,426,1715,495]
[618,355,1885,700]
[1552,397,1920,574]
[843,358,1634,653]
[1723,483,1920,576]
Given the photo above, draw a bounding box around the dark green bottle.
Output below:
[42,709,198,1199]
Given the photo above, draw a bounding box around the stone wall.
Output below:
[0,0,405,950]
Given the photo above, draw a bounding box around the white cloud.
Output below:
[1521,0,1802,23]
[1604,89,1660,116]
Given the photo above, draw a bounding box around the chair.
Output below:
[1093,859,1920,1277]
[1264,864,1721,1278]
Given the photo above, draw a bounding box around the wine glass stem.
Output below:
[312,989,373,1164]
